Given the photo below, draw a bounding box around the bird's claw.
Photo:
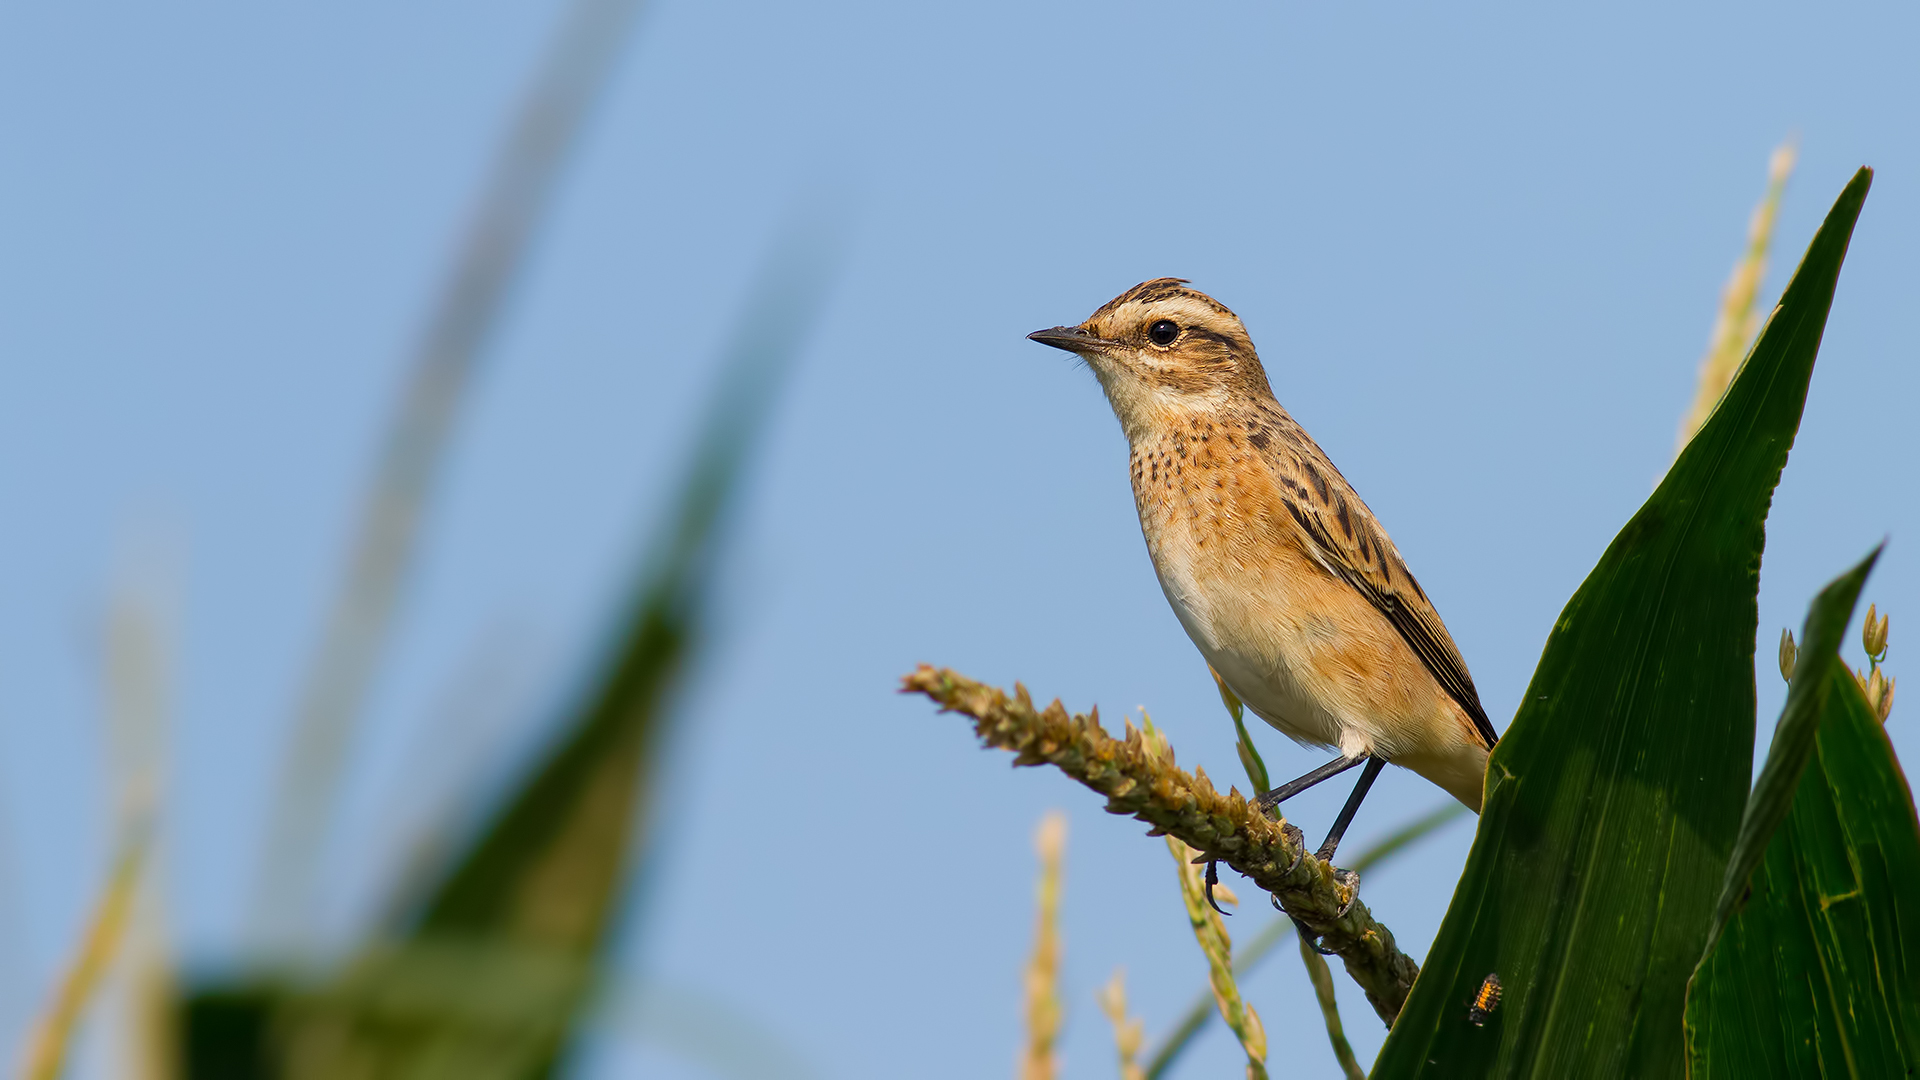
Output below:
[1290,914,1341,956]
[1202,859,1232,916]
[1282,823,1307,876]
[1330,866,1361,918]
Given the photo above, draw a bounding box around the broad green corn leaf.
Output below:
[1686,658,1920,1075]
[1372,168,1871,1079]
[1699,546,1879,962]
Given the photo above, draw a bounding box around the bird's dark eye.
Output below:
[1148,320,1179,346]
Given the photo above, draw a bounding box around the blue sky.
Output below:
[2,2,1916,1077]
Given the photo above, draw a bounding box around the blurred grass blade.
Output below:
[1685,666,1920,1076]
[1703,546,1878,955]
[1372,168,1871,1080]
[1676,140,1797,456]
[1298,936,1365,1080]
[254,0,648,955]
[103,565,180,1080]
[1346,802,1469,878]
[598,979,825,1080]
[1142,801,1465,1079]
[20,838,147,1080]
[183,215,844,1080]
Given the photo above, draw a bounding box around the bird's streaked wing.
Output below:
[1255,406,1500,749]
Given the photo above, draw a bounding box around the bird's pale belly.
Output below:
[1140,502,1463,768]
[1152,540,1359,754]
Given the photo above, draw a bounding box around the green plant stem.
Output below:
[1233,715,1271,797]
[1300,934,1367,1080]
[1213,666,1272,795]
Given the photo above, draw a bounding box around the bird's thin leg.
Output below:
[1254,754,1367,812]
[1235,756,1374,919]
[1315,756,1387,863]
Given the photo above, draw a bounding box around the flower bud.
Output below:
[1778,628,1797,683]
[1864,605,1889,660]
[1866,669,1888,716]
[1879,677,1895,723]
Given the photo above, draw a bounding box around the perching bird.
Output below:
[1030,279,1498,871]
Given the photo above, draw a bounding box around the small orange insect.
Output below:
[1468,973,1503,1026]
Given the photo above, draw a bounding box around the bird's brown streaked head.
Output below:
[1029,279,1273,434]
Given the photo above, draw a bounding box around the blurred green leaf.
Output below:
[182,213,842,1079]
[1686,664,1920,1075]
[181,985,281,1080]
[1372,168,1871,1079]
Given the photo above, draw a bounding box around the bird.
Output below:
[1029,278,1498,878]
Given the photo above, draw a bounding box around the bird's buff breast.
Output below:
[1128,436,1356,752]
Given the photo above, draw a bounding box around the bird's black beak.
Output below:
[1028,325,1113,353]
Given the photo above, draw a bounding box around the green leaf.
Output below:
[1371,168,1872,1079]
[1685,660,1920,1076]
[1702,546,1879,962]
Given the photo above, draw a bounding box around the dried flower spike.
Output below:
[1097,969,1146,1080]
[1676,138,1796,455]
[1021,811,1067,1080]
[904,665,1420,1024]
